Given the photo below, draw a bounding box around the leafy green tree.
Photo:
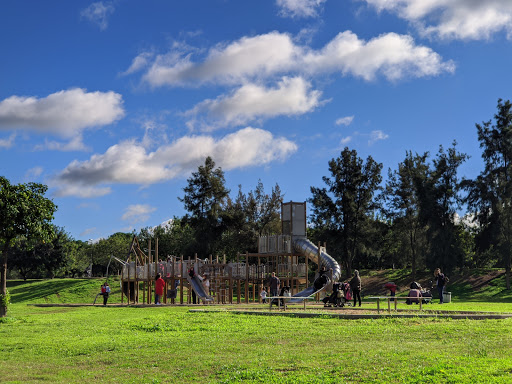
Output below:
[0,177,57,317]
[137,217,195,259]
[179,157,230,257]
[92,232,132,276]
[464,99,512,288]
[309,148,383,276]
[60,239,90,278]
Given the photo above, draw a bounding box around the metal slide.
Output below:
[287,237,341,303]
[187,275,214,302]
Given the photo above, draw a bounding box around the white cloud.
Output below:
[24,166,43,180]
[122,204,157,224]
[302,31,455,81]
[0,88,125,138]
[52,127,298,198]
[120,52,154,76]
[35,135,91,152]
[335,115,354,126]
[185,76,324,130]
[143,32,299,87]
[0,133,16,148]
[368,129,389,144]
[138,30,454,87]
[81,1,115,31]
[276,0,326,18]
[340,136,352,145]
[361,0,512,40]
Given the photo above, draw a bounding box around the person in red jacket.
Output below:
[155,273,165,305]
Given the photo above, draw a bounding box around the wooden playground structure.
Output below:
[120,202,326,305]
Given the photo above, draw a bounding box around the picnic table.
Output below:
[368,296,427,313]
[266,296,312,311]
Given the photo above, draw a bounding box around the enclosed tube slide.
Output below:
[187,275,214,302]
[287,237,341,303]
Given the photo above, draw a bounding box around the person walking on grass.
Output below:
[350,270,362,307]
[155,273,165,305]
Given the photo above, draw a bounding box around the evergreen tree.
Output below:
[464,99,512,288]
[179,157,230,257]
[309,148,383,276]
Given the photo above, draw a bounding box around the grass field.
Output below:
[2,276,512,383]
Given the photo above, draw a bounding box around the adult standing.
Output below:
[155,273,165,305]
[350,270,362,307]
[269,272,280,297]
[434,268,448,304]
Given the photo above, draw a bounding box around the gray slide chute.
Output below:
[287,237,341,303]
[187,275,214,302]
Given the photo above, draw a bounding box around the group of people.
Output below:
[385,268,449,304]
[152,267,212,305]
[259,269,363,308]
[136,266,450,306]
[260,272,292,306]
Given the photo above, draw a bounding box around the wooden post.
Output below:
[245,252,249,304]
[121,265,124,304]
[180,258,184,305]
[229,267,233,304]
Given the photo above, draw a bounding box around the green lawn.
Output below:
[2,278,512,383]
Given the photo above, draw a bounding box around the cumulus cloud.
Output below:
[185,76,324,130]
[0,133,16,149]
[276,0,326,18]
[0,88,125,138]
[81,1,115,31]
[361,0,512,40]
[52,127,298,198]
[335,115,354,126]
[122,204,157,224]
[138,30,454,87]
[143,32,299,87]
[301,31,455,81]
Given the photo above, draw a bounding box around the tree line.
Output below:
[2,99,512,296]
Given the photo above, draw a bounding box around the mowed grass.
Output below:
[2,279,512,383]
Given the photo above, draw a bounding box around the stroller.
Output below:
[323,282,352,307]
[271,286,290,307]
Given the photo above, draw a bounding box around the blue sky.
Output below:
[1,0,512,242]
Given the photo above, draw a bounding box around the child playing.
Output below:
[260,287,267,303]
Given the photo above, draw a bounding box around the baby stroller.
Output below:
[420,281,433,304]
[271,286,290,307]
[323,282,352,307]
